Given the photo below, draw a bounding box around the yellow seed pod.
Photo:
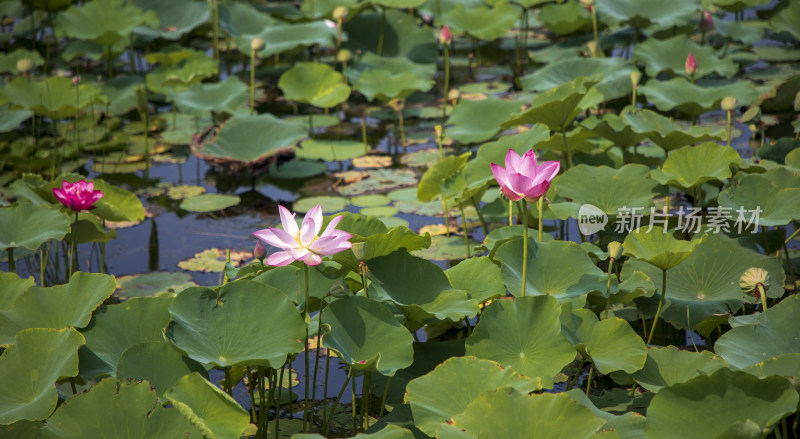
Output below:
[251,37,265,52]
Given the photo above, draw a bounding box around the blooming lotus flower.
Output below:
[491,149,560,202]
[53,179,104,212]
[253,205,352,267]
[439,25,451,45]
[685,53,698,77]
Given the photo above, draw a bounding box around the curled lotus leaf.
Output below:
[648,142,741,190]
[639,78,759,116]
[278,62,350,109]
[633,35,737,79]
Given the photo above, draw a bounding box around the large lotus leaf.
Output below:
[462,127,551,185]
[1,420,43,439]
[322,296,413,375]
[367,250,479,322]
[332,217,431,273]
[278,62,350,109]
[566,390,646,439]
[756,74,800,114]
[743,353,800,387]
[296,139,366,162]
[445,256,505,304]
[0,203,70,252]
[39,378,200,438]
[521,57,635,102]
[622,234,783,330]
[0,76,106,120]
[644,368,799,439]
[165,280,305,368]
[170,77,246,116]
[163,372,249,439]
[633,35,737,79]
[595,0,699,29]
[245,21,336,58]
[80,295,174,378]
[55,0,158,46]
[253,264,338,309]
[715,295,800,370]
[770,0,800,41]
[342,10,437,63]
[0,272,35,311]
[117,341,207,396]
[551,164,663,220]
[352,68,434,102]
[132,0,209,40]
[718,173,800,227]
[539,1,591,36]
[501,76,599,132]
[495,239,607,303]
[0,328,84,424]
[198,114,306,164]
[639,78,759,116]
[218,0,278,37]
[417,152,470,202]
[405,357,542,437]
[446,96,522,144]
[146,57,218,95]
[442,3,518,41]
[648,143,740,190]
[0,272,115,346]
[465,295,576,388]
[0,48,43,74]
[623,226,704,271]
[580,113,646,150]
[560,306,646,375]
[707,0,772,11]
[629,346,728,393]
[438,389,606,439]
[0,105,33,133]
[622,108,722,151]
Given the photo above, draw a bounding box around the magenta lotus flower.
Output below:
[52,179,104,212]
[491,149,560,202]
[253,204,353,267]
[685,53,698,77]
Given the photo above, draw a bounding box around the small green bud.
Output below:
[352,242,367,261]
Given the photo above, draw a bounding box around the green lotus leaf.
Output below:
[342,10,437,63]
[165,281,305,368]
[55,0,158,46]
[718,173,800,226]
[0,272,35,311]
[0,76,106,119]
[116,341,207,396]
[352,194,391,208]
[197,114,306,165]
[82,178,145,223]
[648,142,740,190]
[621,108,722,151]
[80,295,174,378]
[786,148,800,170]
[623,226,704,271]
[639,78,759,116]
[268,159,328,179]
[438,389,606,439]
[322,296,414,375]
[132,0,209,40]
[706,0,772,11]
[0,105,33,133]
[170,77,247,116]
[465,295,576,388]
[218,0,278,37]
[353,68,435,102]
[538,1,591,36]
[629,345,729,392]
[445,256,505,304]
[99,75,145,116]
[644,368,798,439]
[0,48,43,74]
[179,193,240,213]
[278,62,350,109]
[495,239,606,304]
[446,96,523,144]
[367,250,479,322]
[405,357,542,436]
[743,353,800,387]
[753,46,800,62]
[39,378,201,438]
[0,328,84,424]
[462,126,551,185]
[338,168,417,196]
[244,21,337,58]
[551,164,664,219]
[756,74,800,114]
[715,294,800,369]
[770,0,800,41]
[370,0,425,7]
[521,58,635,102]
[332,215,430,272]
[417,152,470,202]
[294,195,349,213]
[442,3,518,41]
[0,272,115,346]
[501,76,600,132]
[560,305,646,374]
[633,35,737,79]
[0,203,70,252]
[361,206,398,218]
[411,235,483,261]
[163,372,250,439]
[296,139,366,162]
[596,0,699,29]
[146,54,218,94]
[565,390,646,439]
[712,18,765,44]
[1,420,43,439]
[580,113,646,150]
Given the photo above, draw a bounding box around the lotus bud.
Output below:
[701,11,713,31]
[607,241,623,260]
[685,53,698,77]
[72,75,81,85]
[332,6,348,21]
[439,25,451,45]
[434,125,443,139]
[352,242,367,261]
[250,37,265,52]
[721,96,737,112]
[16,58,33,74]
[739,267,769,298]
[630,71,641,89]
[254,240,266,261]
[389,98,405,112]
[337,49,353,63]
[448,88,460,102]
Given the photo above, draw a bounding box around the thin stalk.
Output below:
[129,34,137,73]
[726,110,732,147]
[351,371,358,432]
[107,45,113,79]
[7,248,14,274]
[359,373,370,430]
[308,112,314,139]
[442,44,450,125]
[585,363,594,397]
[562,129,572,169]
[312,300,324,416]
[756,283,768,311]
[288,365,294,419]
[459,203,470,258]
[646,269,668,345]
[321,295,332,429]
[224,366,233,396]
[377,7,386,56]
[590,6,599,56]
[442,199,450,237]
[379,376,393,419]
[303,264,311,431]
[537,197,543,242]
[397,107,406,148]
[39,245,45,286]
[250,49,257,114]
[276,364,285,439]
[509,199,513,226]
[69,211,78,276]
[266,368,277,438]
[517,200,529,297]
[782,239,796,288]
[323,367,353,436]
[784,227,800,245]
[566,358,586,390]
[360,265,369,299]
[603,258,616,319]
[470,196,489,236]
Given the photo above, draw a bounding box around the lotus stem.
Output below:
[351,371,358,432]
[726,108,732,147]
[224,366,233,396]
[312,299,324,410]
[266,368,277,437]
[442,45,450,125]
[756,283,768,311]
[397,107,406,148]
[603,258,615,319]
[442,199,450,237]
[7,248,14,274]
[275,364,284,436]
[69,211,78,277]
[321,295,332,428]
[379,375,393,419]
[308,112,314,139]
[107,45,113,79]
[561,129,572,169]
[585,363,594,396]
[208,0,219,68]
[782,239,796,289]
[459,203,471,258]
[470,196,489,237]
[288,364,294,419]
[646,269,668,345]
[509,200,513,226]
[567,358,586,390]
[250,49,257,114]
[517,200,529,297]
[361,117,368,153]
[39,245,45,286]
[246,367,257,425]
[537,197,544,241]
[303,264,310,431]
[323,367,352,436]
[591,6,599,57]
[785,227,800,245]
[359,372,370,430]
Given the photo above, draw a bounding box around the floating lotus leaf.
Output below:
[639,78,759,116]
[178,248,247,273]
[411,235,482,261]
[596,0,699,29]
[465,295,576,388]
[0,328,84,424]
[170,77,247,116]
[163,372,250,439]
[644,368,798,439]
[343,10,437,63]
[0,272,34,311]
[623,226,704,271]
[367,249,479,322]
[712,18,765,45]
[245,21,337,58]
[457,81,510,96]
[405,357,542,437]
[648,142,740,190]
[770,0,800,41]
[538,1,591,36]
[0,76,106,120]
[132,0,209,40]
[117,341,207,395]
[0,272,115,346]
[442,3,518,41]
[338,169,417,196]
[196,114,306,166]
[352,194,391,208]
[446,96,522,144]
[352,68,435,102]
[521,58,635,102]
[560,306,646,374]
[279,62,350,109]
[445,256,505,304]
[165,281,305,368]
[39,378,200,438]
[438,389,606,439]
[294,195,349,213]
[462,127,551,185]
[629,346,728,392]
[296,139,366,161]
[55,0,158,46]
[268,160,327,179]
[501,76,599,132]
[361,206,398,217]
[322,296,414,375]
[718,173,800,227]
[621,108,722,151]
[0,48,43,74]
[370,0,425,7]
[633,35,737,79]
[0,203,70,252]
[180,193,240,213]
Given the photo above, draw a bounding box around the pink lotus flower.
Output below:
[439,26,451,45]
[491,149,560,202]
[253,205,352,267]
[685,53,698,77]
[53,179,104,212]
